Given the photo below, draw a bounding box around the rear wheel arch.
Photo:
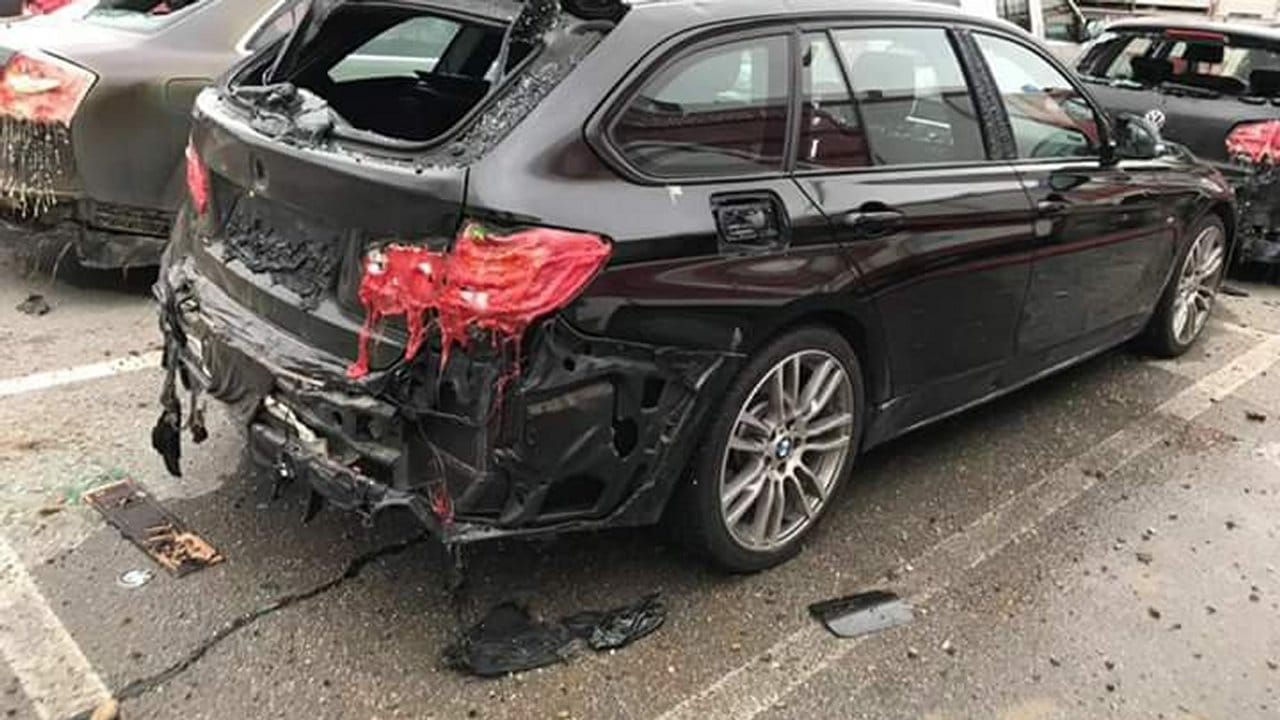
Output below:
[746,306,888,408]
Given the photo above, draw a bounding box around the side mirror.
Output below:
[1113,112,1167,161]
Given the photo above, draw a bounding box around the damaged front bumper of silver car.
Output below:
[151,255,740,546]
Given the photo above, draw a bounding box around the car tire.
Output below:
[1143,215,1228,358]
[672,326,865,573]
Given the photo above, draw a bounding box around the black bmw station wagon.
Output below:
[154,0,1233,571]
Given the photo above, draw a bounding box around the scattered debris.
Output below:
[808,590,914,640]
[444,603,573,677]
[1147,607,1162,620]
[1049,656,1062,667]
[1268,659,1277,671]
[1220,284,1251,298]
[906,646,920,659]
[561,593,665,651]
[1226,520,1239,530]
[116,569,154,589]
[1141,527,1156,541]
[941,638,956,656]
[1104,660,1116,670]
[1136,551,1154,565]
[15,292,50,316]
[1246,411,1268,423]
[85,480,224,576]
[37,504,63,516]
[1206,605,1218,615]
[445,594,668,678]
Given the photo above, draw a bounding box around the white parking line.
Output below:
[0,538,110,720]
[661,330,1280,720]
[0,351,163,399]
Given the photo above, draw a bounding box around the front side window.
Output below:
[976,33,1100,159]
[612,35,790,178]
[835,27,986,166]
[328,17,463,83]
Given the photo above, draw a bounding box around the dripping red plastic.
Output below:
[347,223,610,379]
[1227,120,1280,165]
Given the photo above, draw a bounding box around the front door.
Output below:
[971,32,1175,372]
[790,26,1039,430]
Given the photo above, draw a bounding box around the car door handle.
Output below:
[1037,199,1070,216]
[844,209,904,239]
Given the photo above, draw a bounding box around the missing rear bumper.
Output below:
[153,260,741,545]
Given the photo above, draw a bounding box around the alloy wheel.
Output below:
[718,350,855,551]
[1171,224,1226,346]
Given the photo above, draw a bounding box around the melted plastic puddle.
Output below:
[444,594,666,677]
[808,590,913,639]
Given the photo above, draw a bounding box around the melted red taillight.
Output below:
[348,223,611,379]
[0,50,94,125]
[1227,120,1280,165]
[184,142,210,216]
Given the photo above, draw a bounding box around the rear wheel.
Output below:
[674,327,864,572]
[1144,216,1227,358]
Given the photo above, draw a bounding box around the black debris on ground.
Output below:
[808,590,914,639]
[15,292,50,315]
[1246,411,1268,423]
[445,594,668,678]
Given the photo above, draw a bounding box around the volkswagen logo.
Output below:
[1144,108,1166,130]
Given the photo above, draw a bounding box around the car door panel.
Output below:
[973,31,1175,381]
[799,167,1037,429]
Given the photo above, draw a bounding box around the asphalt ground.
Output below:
[2,248,1279,720]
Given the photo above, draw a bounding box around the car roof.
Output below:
[628,0,967,18]
[1104,15,1280,43]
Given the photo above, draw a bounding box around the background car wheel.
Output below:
[1143,215,1227,358]
[673,326,864,572]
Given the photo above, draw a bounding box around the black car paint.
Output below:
[155,0,1233,546]
[1078,20,1280,264]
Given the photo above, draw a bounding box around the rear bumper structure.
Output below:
[0,196,171,268]
[153,256,740,545]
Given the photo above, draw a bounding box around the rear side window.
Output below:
[611,35,790,178]
[976,33,1100,159]
[835,27,987,166]
[329,17,464,83]
[798,34,869,170]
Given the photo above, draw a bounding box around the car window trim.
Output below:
[594,23,801,187]
[237,0,297,56]
[967,28,1114,166]
[790,22,1001,177]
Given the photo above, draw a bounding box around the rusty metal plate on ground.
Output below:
[85,479,224,577]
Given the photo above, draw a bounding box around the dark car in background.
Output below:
[154,0,1232,572]
[0,0,297,267]
[1077,19,1280,266]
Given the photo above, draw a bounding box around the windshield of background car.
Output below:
[1079,30,1280,96]
[55,0,208,30]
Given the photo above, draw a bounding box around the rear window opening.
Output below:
[274,5,512,143]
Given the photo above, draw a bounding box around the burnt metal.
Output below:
[809,591,914,639]
[85,479,225,576]
[0,0,285,268]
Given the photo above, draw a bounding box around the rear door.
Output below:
[971,31,1175,373]
[791,24,1038,428]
